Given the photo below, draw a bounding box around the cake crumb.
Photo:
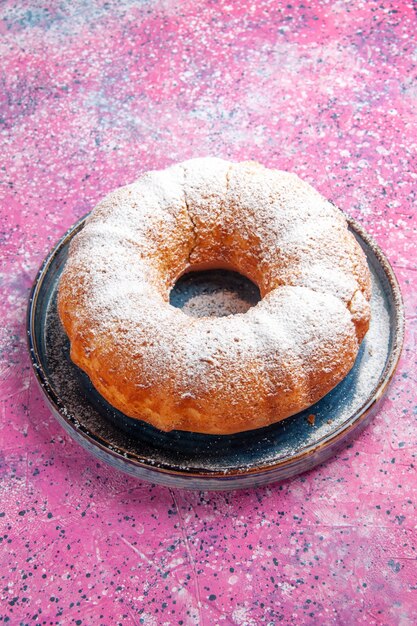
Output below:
[307,414,316,426]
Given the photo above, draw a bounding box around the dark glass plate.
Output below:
[27,216,404,490]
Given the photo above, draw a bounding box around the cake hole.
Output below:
[170,269,261,318]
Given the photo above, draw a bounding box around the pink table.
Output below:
[1,1,416,623]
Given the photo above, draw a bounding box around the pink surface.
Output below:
[1,1,416,624]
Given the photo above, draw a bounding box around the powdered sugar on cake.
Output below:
[57,158,372,434]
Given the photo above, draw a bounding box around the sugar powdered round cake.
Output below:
[58,158,371,434]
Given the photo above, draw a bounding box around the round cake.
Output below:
[58,158,371,435]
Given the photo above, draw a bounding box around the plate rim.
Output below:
[26,214,405,482]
